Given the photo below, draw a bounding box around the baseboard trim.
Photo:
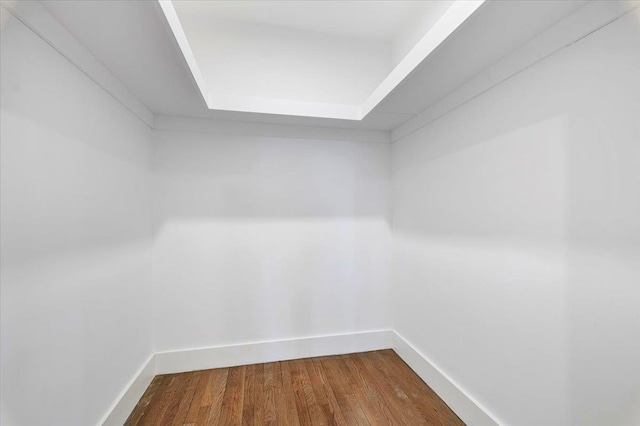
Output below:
[155,329,393,375]
[100,355,156,426]
[101,330,500,425]
[391,331,502,426]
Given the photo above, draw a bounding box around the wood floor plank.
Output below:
[320,356,370,426]
[374,350,465,425]
[303,357,347,426]
[291,358,329,426]
[182,370,209,425]
[280,361,302,426]
[241,364,256,426]
[344,354,401,425]
[156,372,193,425]
[289,360,313,426]
[170,370,202,425]
[376,350,460,423]
[253,363,265,425]
[137,374,181,425]
[124,375,163,425]
[219,365,246,425]
[203,368,229,425]
[195,370,220,425]
[336,355,388,426]
[126,350,466,426]
[352,352,426,425]
[263,362,278,425]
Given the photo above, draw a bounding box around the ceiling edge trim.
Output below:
[1,0,156,128]
[390,0,640,142]
[153,115,392,144]
[361,0,485,119]
[155,0,208,108]
[207,94,362,121]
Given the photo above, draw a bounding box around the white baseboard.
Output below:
[100,355,156,426]
[101,330,499,426]
[155,329,393,374]
[391,331,502,426]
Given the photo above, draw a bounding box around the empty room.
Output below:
[1,0,639,425]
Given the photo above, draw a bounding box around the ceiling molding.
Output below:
[391,0,640,142]
[155,0,208,108]
[1,0,155,128]
[153,115,391,144]
[206,94,362,121]
[360,0,484,118]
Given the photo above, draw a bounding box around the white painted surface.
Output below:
[178,12,390,106]
[391,0,637,141]
[378,0,586,116]
[172,1,442,43]
[155,330,392,375]
[152,129,391,353]
[392,332,499,426]
[391,0,455,67]
[170,0,461,116]
[361,0,484,118]
[2,0,154,127]
[0,10,154,426]
[100,356,156,426]
[153,115,391,144]
[40,0,414,130]
[156,0,208,107]
[2,2,638,426]
[391,9,640,426]
[162,0,487,119]
[40,0,587,130]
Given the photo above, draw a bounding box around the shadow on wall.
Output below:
[392,113,572,426]
[390,9,640,425]
[150,131,392,353]
[1,12,156,426]
[563,30,640,424]
[151,131,389,223]
[1,240,154,425]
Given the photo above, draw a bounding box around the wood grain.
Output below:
[124,350,465,425]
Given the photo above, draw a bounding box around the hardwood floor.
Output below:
[125,349,465,425]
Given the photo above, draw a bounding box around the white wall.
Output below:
[3,2,638,426]
[152,129,391,352]
[0,11,153,426]
[391,9,640,426]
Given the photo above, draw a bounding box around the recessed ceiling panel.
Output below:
[159,0,484,120]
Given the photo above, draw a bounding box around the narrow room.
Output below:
[1,1,638,425]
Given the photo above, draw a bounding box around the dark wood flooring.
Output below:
[125,349,465,425]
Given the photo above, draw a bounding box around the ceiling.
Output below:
[171,1,442,42]
[163,0,474,120]
[40,0,586,131]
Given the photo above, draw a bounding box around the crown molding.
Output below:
[154,115,392,143]
[1,0,155,128]
[392,0,640,142]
